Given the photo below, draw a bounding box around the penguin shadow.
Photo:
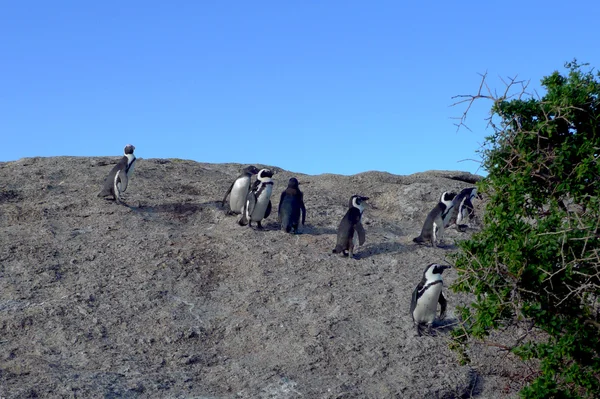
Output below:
[251,221,282,232]
[301,224,338,236]
[431,317,461,335]
[411,241,459,251]
[129,201,220,216]
[355,241,408,259]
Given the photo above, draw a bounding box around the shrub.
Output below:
[451,61,600,398]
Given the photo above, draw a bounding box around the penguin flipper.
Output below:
[264,200,272,219]
[409,285,420,318]
[438,292,447,320]
[277,192,286,222]
[245,192,257,217]
[221,181,235,206]
[300,201,306,225]
[118,169,129,193]
[355,222,366,246]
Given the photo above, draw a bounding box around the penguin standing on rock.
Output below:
[413,191,456,247]
[450,187,478,232]
[98,144,136,204]
[239,168,274,229]
[221,165,259,214]
[332,195,369,258]
[278,177,306,234]
[410,263,450,336]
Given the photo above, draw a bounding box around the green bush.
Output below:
[451,61,600,398]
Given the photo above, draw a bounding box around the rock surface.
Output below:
[0,157,521,398]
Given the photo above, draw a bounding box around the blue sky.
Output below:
[1,1,598,176]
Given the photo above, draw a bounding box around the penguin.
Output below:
[455,187,478,231]
[410,263,451,336]
[221,165,260,214]
[332,195,369,258]
[413,191,456,247]
[239,168,274,229]
[98,144,136,204]
[442,187,478,232]
[278,177,306,234]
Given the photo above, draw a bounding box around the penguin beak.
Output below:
[441,265,452,270]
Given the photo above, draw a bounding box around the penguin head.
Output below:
[257,168,274,181]
[243,165,260,175]
[287,177,299,189]
[350,195,369,210]
[124,144,135,155]
[440,191,456,207]
[423,263,451,281]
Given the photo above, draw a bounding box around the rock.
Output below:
[0,157,521,398]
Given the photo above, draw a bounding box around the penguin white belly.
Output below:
[456,198,467,225]
[413,284,443,324]
[125,154,136,179]
[126,163,135,179]
[230,177,250,213]
[250,185,273,221]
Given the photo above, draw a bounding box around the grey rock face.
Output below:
[0,157,521,398]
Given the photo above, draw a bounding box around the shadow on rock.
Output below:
[433,317,461,335]
[356,241,407,259]
[300,224,338,236]
[131,202,214,215]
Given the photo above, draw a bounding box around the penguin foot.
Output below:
[413,237,426,245]
[256,222,264,230]
[415,324,437,337]
[457,224,468,232]
[238,217,248,226]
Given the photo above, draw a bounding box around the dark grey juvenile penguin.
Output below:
[278,177,306,234]
[332,195,369,258]
[410,263,450,336]
[239,168,274,229]
[413,191,456,247]
[221,165,259,214]
[98,144,136,204]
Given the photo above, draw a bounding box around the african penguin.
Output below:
[413,191,456,247]
[410,263,450,336]
[221,165,259,214]
[239,168,274,229]
[454,187,478,231]
[98,144,136,204]
[332,195,369,258]
[278,177,306,234]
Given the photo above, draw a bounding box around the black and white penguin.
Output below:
[221,165,260,214]
[239,168,274,229]
[454,187,478,231]
[332,195,369,258]
[413,191,456,247]
[278,177,306,234]
[410,263,450,336]
[98,144,136,204]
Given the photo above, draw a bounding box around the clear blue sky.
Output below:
[1,1,598,176]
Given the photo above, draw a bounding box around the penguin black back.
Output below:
[413,191,455,247]
[278,177,306,233]
[332,195,368,258]
[98,144,136,203]
[221,165,259,214]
